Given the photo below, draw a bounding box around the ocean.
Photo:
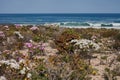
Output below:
[0,13,120,28]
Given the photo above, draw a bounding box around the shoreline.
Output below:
[59,26,120,29]
[1,24,120,29]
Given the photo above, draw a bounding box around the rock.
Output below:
[14,31,24,39]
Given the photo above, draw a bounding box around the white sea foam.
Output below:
[60,26,120,29]
[112,23,120,27]
[57,22,120,29]
[13,22,120,29]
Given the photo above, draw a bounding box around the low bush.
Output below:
[46,54,93,80]
[100,29,119,38]
[113,41,120,50]
[116,54,120,62]
[114,32,120,41]
[55,29,80,53]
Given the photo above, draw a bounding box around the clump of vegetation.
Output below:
[113,32,120,50]
[29,53,94,80]
[33,35,42,42]
[100,29,119,38]
[101,56,108,60]
[31,59,48,80]
[74,28,100,40]
[55,29,80,53]
[114,32,120,41]
[71,39,100,64]
[46,54,93,80]
[113,41,120,50]
[0,24,120,80]
[116,54,120,62]
[104,65,120,80]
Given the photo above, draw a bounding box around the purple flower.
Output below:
[29,50,33,53]
[39,44,45,51]
[0,31,5,38]
[25,43,33,48]
[17,57,22,61]
[40,46,45,51]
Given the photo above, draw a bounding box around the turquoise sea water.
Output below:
[0,13,120,27]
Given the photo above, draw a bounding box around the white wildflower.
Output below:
[10,63,20,69]
[0,76,7,80]
[27,73,32,78]
[19,59,26,64]
[0,59,20,69]
[71,39,100,52]
[8,59,20,69]
[26,67,30,70]
[20,67,26,74]
[71,39,78,43]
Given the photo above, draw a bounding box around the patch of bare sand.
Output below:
[90,52,120,80]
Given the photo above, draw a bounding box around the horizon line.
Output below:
[0,12,120,14]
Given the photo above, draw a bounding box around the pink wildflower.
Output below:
[4,25,9,30]
[17,57,22,61]
[29,50,33,53]
[39,43,45,51]
[40,46,45,51]
[33,46,37,49]
[0,31,5,38]
[4,25,9,28]
[25,43,33,48]
[15,24,21,28]
[3,50,11,54]
[30,26,39,31]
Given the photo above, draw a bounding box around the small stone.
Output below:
[14,31,24,39]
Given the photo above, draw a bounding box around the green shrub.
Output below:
[33,35,41,42]
[31,60,48,80]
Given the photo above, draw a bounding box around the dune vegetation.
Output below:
[0,24,120,80]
